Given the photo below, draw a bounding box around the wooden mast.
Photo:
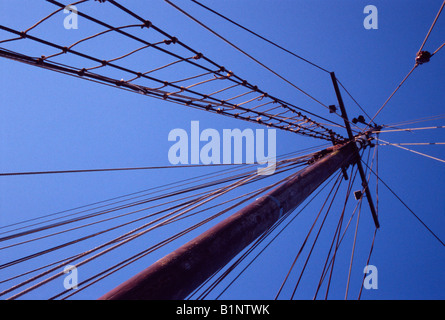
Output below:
[100,140,362,300]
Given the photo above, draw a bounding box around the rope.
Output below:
[0,162,287,245]
[3,172,261,299]
[361,160,445,247]
[344,198,363,299]
[92,0,345,133]
[418,0,445,52]
[432,42,445,56]
[186,173,304,300]
[25,0,88,34]
[378,142,445,146]
[207,172,341,300]
[289,172,344,299]
[336,78,373,122]
[323,195,364,299]
[190,0,331,73]
[368,0,445,127]
[0,161,305,253]
[3,161,302,287]
[313,166,359,299]
[0,163,242,177]
[52,183,279,299]
[357,228,377,300]
[162,0,332,111]
[385,114,445,127]
[344,145,377,299]
[367,64,418,125]
[2,158,306,299]
[0,146,323,235]
[373,125,445,133]
[0,41,342,141]
[275,173,343,299]
[0,161,258,234]
[377,138,445,164]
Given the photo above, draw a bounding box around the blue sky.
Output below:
[0,0,444,300]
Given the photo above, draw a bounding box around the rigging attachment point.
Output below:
[352,115,366,125]
[354,190,363,200]
[415,50,431,65]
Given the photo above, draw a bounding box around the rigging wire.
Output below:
[377,137,445,164]
[161,0,332,111]
[24,0,88,34]
[0,160,303,261]
[0,150,316,237]
[59,167,303,300]
[418,0,445,53]
[367,64,418,126]
[361,160,445,247]
[357,228,378,300]
[312,165,359,299]
[432,42,445,56]
[2,172,262,299]
[385,114,445,127]
[0,161,257,233]
[274,172,343,300]
[344,144,377,299]
[42,0,347,134]
[0,161,305,254]
[0,179,263,251]
[378,142,445,146]
[4,3,348,139]
[194,171,341,300]
[289,172,346,300]
[368,0,445,127]
[52,181,285,300]
[0,146,324,236]
[189,0,331,74]
[336,78,373,122]
[1,158,307,299]
[372,125,445,134]
[0,40,343,141]
[344,197,363,300]
[322,194,364,299]
[313,148,367,299]
[0,163,242,177]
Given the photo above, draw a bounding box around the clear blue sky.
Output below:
[0,0,444,300]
